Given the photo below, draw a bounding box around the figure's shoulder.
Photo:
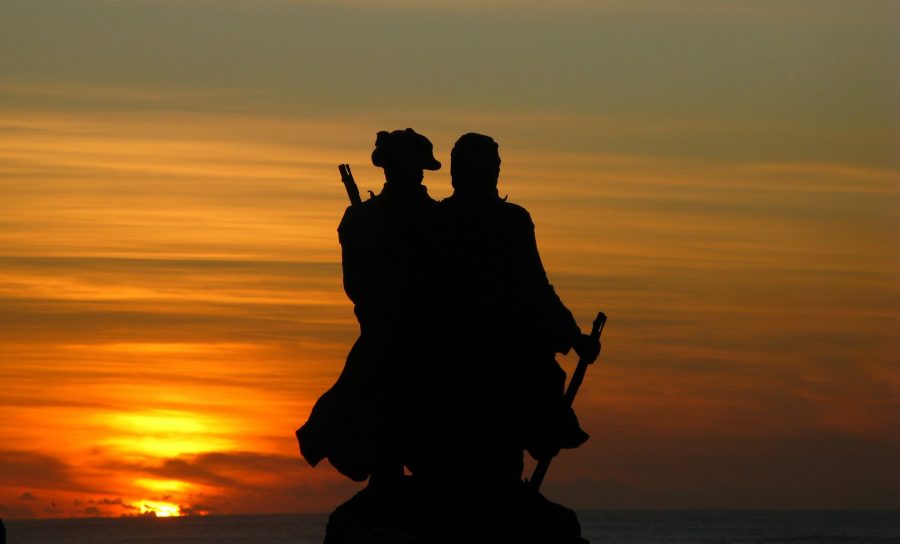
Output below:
[437,196,535,229]
[495,200,535,229]
[360,191,387,208]
[497,199,530,217]
[349,193,388,215]
[338,196,382,234]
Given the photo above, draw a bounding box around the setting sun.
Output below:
[140,501,181,518]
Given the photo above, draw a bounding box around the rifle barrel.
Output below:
[339,164,362,206]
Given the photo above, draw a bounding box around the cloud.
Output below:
[161,0,891,25]
[42,505,63,516]
[18,491,38,501]
[0,451,85,492]
[106,451,317,490]
[0,502,35,519]
[97,450,363,513]
[90,498,137,510]
[81,506,103,517]
[178,501,224,516]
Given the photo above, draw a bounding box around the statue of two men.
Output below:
[298,129,600,543]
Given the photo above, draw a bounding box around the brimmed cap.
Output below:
[371,128,441,171]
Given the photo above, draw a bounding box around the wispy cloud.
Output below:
[0,451,81,492]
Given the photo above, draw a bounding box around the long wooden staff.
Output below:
[530,311,607,490]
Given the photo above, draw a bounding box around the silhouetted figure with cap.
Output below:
[297,128,441,489]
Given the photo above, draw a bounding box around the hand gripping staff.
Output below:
[529,311,607,490]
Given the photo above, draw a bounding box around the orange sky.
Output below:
[1,0,898,518]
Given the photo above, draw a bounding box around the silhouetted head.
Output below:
[372,128,441,188]
[450,133,501,199]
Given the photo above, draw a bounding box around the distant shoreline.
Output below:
[7,511,899,544]
[6,509,900,522]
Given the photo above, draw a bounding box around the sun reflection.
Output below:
[140,501,181,517]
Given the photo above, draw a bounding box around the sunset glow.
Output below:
[140,501,181,518]
[1,0,897,520]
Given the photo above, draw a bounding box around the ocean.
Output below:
[4,511,899,543]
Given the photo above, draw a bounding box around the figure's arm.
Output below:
[338,207,367,307]
[516,212,581,354]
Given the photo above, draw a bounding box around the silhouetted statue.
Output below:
[298,131,597,544]
[297,128,441,485]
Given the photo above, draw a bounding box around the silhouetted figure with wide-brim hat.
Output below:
[297,128,440,486]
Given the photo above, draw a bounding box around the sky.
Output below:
[1,0,898,519]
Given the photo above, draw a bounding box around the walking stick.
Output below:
[529,311,606,490]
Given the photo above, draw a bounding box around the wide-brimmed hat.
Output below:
[371,128,441,171]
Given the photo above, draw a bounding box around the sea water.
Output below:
[580,511,900,543]
[5,511,899,543]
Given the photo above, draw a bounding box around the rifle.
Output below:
[338,164,362,206]
[529,311,607,490]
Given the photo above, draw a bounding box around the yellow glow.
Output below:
[99,410,234,457]
[135,479,189,493]
[102,435,234,458]
[140,501,181,518]
[107,411,208,435]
